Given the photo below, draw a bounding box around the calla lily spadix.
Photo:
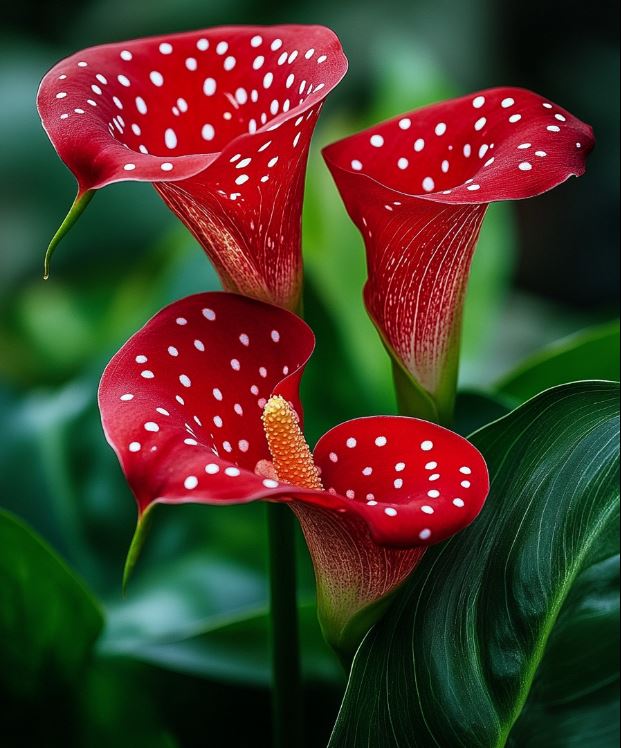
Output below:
[98,292,489,653]
[37,25,348,310]
[323,87,594,422]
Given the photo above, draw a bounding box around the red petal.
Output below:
[312,416,488,546]
[293,415,488,649]
[98,292,315,515]
[38,25,348,309]
[99,291,488,533]
[322,88,594,412]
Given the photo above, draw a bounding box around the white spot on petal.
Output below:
[165,128,178,149]
[203,78,217,96]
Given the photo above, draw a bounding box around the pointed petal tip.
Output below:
[43,189,95,279]
[122,503,155,593]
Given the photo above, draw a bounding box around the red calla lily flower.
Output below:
[37,25,347,310]
[323,87,594,420]
[99,292,488,651]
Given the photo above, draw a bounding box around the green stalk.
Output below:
[267,502,303,748]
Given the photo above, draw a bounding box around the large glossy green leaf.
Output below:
[329,381,620,747]
[496,320,620,403]
[0,509,103,700]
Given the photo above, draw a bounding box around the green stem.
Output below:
[44,189,95,279]
[392,360,439,423]
[391,357,458,426]
[267,502,303,748]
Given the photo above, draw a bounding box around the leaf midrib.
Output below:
[494,478,619,747]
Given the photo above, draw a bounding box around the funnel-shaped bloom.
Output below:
[323,87,594,421]
[99,292,488,653]
[37,26,347,310]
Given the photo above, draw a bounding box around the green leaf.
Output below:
[329,381,620,747]
[0,509,104,700]
[496,320,620,403]
[101,602,343,688]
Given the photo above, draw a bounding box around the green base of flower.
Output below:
[318,593,397,668]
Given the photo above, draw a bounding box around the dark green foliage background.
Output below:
[0,1,618,746]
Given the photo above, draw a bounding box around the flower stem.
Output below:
[392,360,439,422]
[267,502,303,748]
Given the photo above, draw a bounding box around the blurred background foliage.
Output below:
[0,0,618,746]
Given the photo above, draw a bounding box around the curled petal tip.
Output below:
[323,86,594,204]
